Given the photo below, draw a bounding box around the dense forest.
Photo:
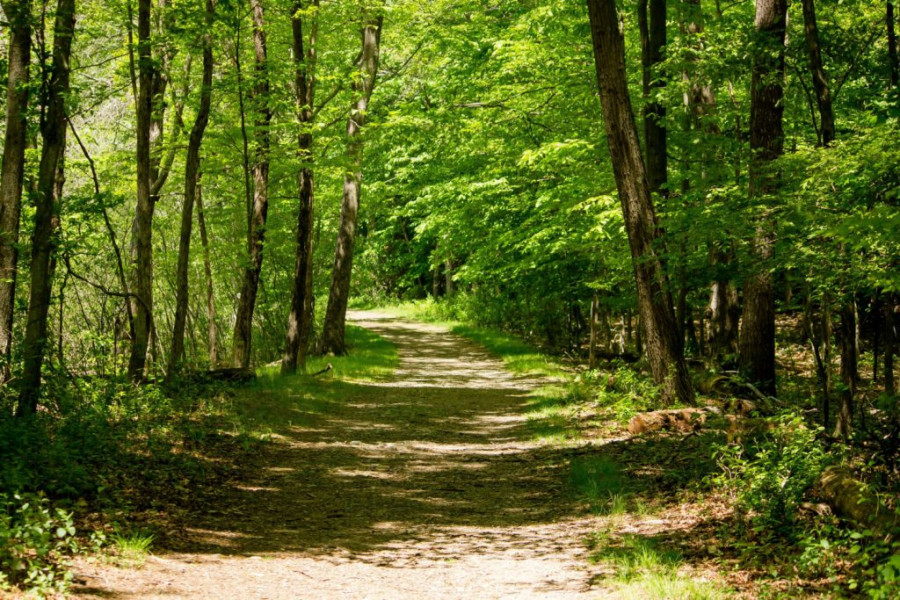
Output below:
[0,0,898,597]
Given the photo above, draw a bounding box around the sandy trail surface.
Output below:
[72,311,601,599]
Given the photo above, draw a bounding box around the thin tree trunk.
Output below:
[320,10,383,355]
[889,1,898,88]
[169,0,214,375]
[638,0,667,195]
[835,303,857,439]
[739,0,787,396]
[586,0,695,405]
[589,293,600,369]
[282,0,319,375]
[885,292,896,395]
[17,0,75,415]
[232,2,254,243]
[231,0,271,368]
[0,0,32,381]
[196,177,218,367]
[128,0,155,381]
[801,0,835,146]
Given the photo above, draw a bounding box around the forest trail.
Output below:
[72,311,603,599]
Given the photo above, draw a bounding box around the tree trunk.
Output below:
[586,0,695,405]
[884,293,896,395]
[637,0,667,195]
[282,0,318,375]
[168,0,214,376]
[889,2,898,89]
[196,178,218,367]
[0,0,32,381]
[589,293,600,369]
[17,0,75,415]
[835,302,857,439]
[738,0,787,396]
[320,10,383,355]
[231,0,271,369]
[128,0,156,381]
[801,0,835,146]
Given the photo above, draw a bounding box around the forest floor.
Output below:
[68,311,738,599]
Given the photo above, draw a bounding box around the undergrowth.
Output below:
[0,325,397,596]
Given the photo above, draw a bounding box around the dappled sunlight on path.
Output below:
[72,311,601,599]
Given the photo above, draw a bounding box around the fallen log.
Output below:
[817,466,899,532]
[198,367,256,382]
[627,406,722,435]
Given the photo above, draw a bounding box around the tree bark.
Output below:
[801,0,835,146]
[231,0,271,368]
[320,9,383,355]
[835,301,857,439]
[17,0,75,415]
[586,0,695,405]
[0,0,32,381]
[168,0,215,376]
[128,0,156,381]
[196,178,218,367]
[637,0,667,195]
[884,293,896,395]
[889,2,898,89]
[738,0,787,396]
[282,0,318,375]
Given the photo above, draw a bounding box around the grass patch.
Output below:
[569,455,631,515]
[110,526,154,567]
[589,534,730,599]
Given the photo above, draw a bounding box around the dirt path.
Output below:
[73,311,602,599]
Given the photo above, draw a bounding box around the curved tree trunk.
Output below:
[17,0,76,415]
[168,0,215,376]
[0,0,32,381]
[586,0,695,405]
[739,0,787,396]
[801,0,835,146]
[320,10,383,355]
[282,0,319,375]
[231,0,271,369]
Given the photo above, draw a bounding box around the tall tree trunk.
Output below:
[801,0,835,146]
[889,2,898,88]
[738,0,787,396]
[168,0,215,375]
[128,0,155,381]
[196,177,218,367]
[885,293,896,395]
[586,0,695,405]
[0,0,32,381]
[835,302,858,439]
[638,0,668,195]
[320,9,383,355]
[231,0,271,368]
[282,0,318,375]
[17,0,75,416]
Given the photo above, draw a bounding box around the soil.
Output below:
[70,311,610,599]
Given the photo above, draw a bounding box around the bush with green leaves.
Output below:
[713,412,829,537]
[0,492,79,595]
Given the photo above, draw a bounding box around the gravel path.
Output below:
[72,311,600,599]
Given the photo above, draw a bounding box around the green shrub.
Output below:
[584,365,661,423]
[712,412,829,537]
[0,492,79,595]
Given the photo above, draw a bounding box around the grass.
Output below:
[588,534,730,599]
[231,325,399,435]
[110,527,154,567]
